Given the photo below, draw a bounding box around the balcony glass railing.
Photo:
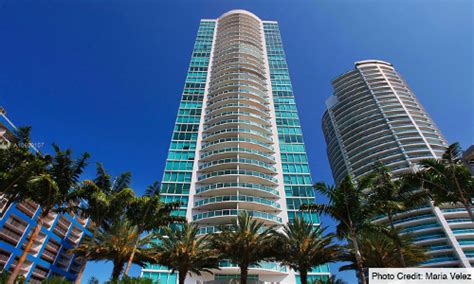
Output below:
[203,127,272,140]
[198,169,277,183]
[219,260,287,272]
[194,195,280,209]
[193,209,282,223]
[199,158,276,172]
[204,119,270,132]
[202,137,273,151]
[196,182,279,196]
[458,240,474,246]
[425,244,451,251]
[447,218,472,223]
[452,229,474,235]
[205,111,270,124]
[413,233,445,242]
[200,147,275,161]
[400,222,440,234]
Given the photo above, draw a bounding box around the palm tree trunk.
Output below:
[350,229,367,284]
[7,217,44,284]
[462,202,474,222]
[74,225,100,284]
[111,260,125,280]
[240,264,248,284]
[300,268,308,284]
[73,257,87,284]
[387,213,406,267]
[123,241,138,276]
[178,269,187,284]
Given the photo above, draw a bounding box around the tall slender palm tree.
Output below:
[72,163,135,284]
[365,162,430,267]
[300,176,375,284]
[404,143,474,222]
[73,218,155,281]
[7,144,89,284]
[211,212,277,284]
[339,229,429,271]
[123,182,184,276]
[153,222,220,284]
[276,218,341,284]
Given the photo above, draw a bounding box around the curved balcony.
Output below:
[205,111,270,126]
[204,119,271,134]
[196,224,270,236]
[198,158,277,174]
[207,94,269,110]
[194,195,281,211]
[212,57,265,74]
[202,128,273,144]
[211,70,266,85]
[211,64,266,81]
[210,83,267,98]
[197,169,278,186]
[210,79,267,94]
[193,209,282,225]
[196,182,279,198]
[208,89,269,105]
[201,137,274,153]
[206,103,270,119]
[217,260,287,275]
[200,147,275,163]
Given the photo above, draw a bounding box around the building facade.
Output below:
[0,109,90,282]
[141,10,329,284]
[322,60,474,268]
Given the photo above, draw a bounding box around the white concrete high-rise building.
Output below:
[323,60,474,268]
[141,10,329,284]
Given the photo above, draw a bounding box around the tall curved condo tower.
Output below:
[323,60,473,268]
[141,10,329,284]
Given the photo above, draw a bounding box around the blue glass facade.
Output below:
[141,20,215,283]
[263,22,329,279]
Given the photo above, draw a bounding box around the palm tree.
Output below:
[339,229,429,271]
[123,182,184,276]
[276,218,341,284]
[153,222,220,284]
[300,176,375,284]
[0,127,43,214]
[365,162,430,267]
[72,163,135,284]
[7,144,89,284]
[211,212,277,284]
[404,143,474,222]
[73,218,155,281]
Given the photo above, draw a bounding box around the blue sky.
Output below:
[0,0,472,282]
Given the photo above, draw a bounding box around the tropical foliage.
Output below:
[403,143,474,221]
[339,229,429,271]
[1,126,470,284]
[364,162,430,267]
[210,212,277,284]
[276,218,341,284]
[300,176,374,284]
[0,129,90,284]
[152,222,220,284]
